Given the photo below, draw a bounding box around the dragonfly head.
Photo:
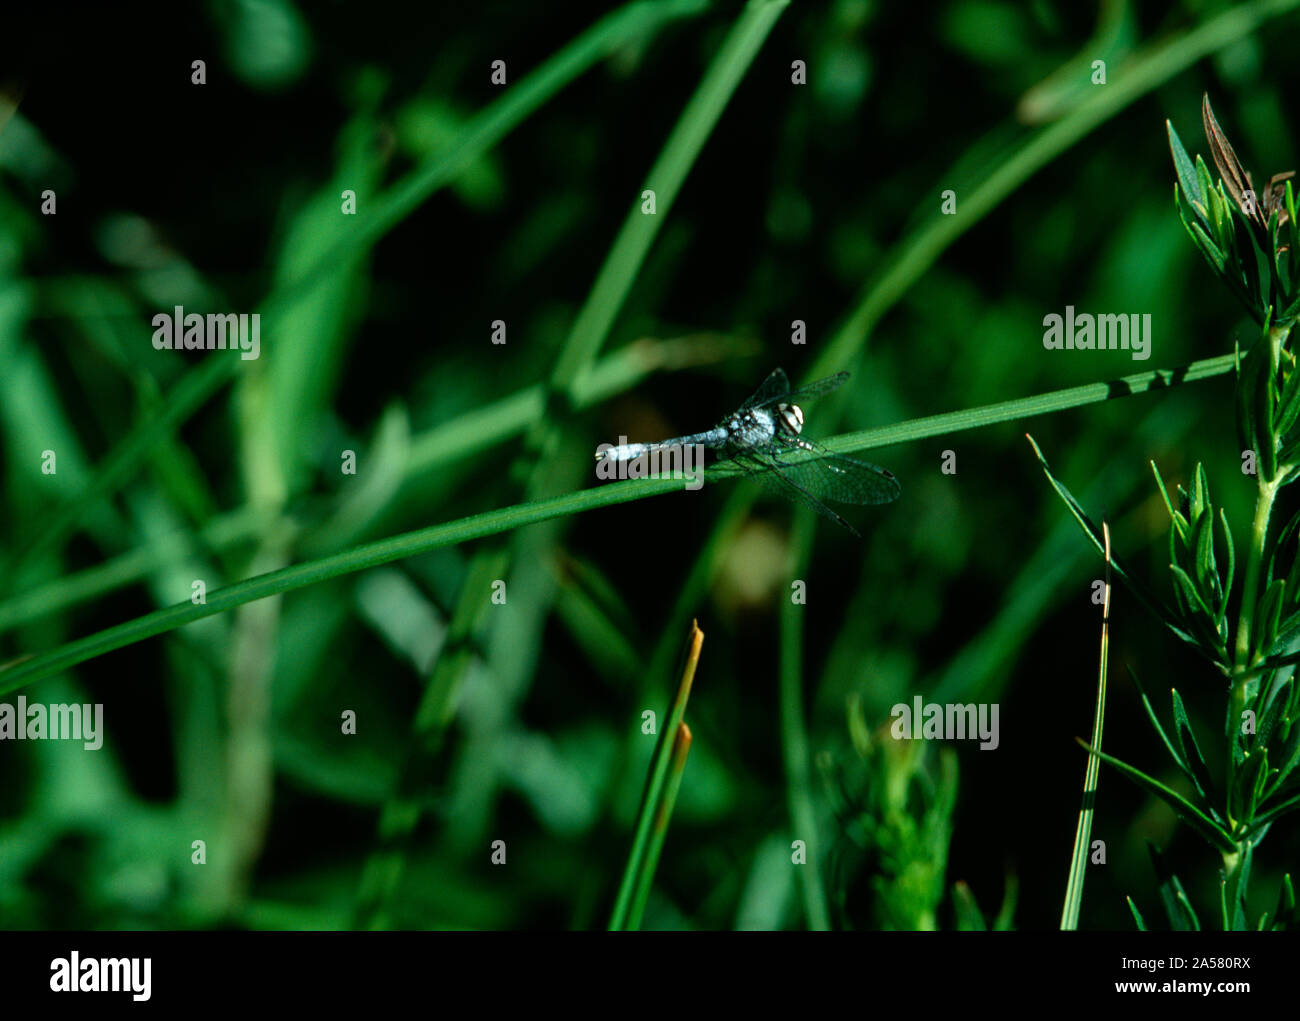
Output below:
[777,402,804,436]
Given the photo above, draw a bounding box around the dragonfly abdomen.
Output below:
[596,427,727,463]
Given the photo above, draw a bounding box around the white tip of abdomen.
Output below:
[595,443,649,463]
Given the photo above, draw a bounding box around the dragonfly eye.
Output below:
[779,403,804,435]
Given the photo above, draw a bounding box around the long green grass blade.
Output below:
[550,0,789,394]
[625,722,693,931]
[1061,523,1112,929]
[609,621,703,930]
[780,506,831,930]
[0,354,1243,694]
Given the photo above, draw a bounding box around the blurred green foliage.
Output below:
[1,0,1299,930]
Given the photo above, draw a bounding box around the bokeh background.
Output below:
[1,0,1298,930]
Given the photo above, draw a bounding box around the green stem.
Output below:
[1233,476,1279,674]
[1229,323,1289,821]
[1233,324,1290,672]
[1227,477,1274,827]
[1220,839,1251,930]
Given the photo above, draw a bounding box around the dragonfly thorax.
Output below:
[725,408,777,449]
[723,402,804,451]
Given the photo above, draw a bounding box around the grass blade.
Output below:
[551,0,789,394]
[609,620,703,930]
[0,356,1246,694]
[781,505,832,930]
[625,723,693,931]
[1061,522,1112,930]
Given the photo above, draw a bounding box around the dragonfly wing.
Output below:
[779,371,850,404]
[739,369,852,411]
[731,451,864,536]
[738,368,791,410]
[772,442,901,505]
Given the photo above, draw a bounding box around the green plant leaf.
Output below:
[1127,666,1194,784]
[1232,749,1267,825]
[1275,360,1300,438]
[1249,789,1300,831]
[1151,461,1182,534]
[1254,674,1292,747]
[1148,842,1201,931]
[1269,874,1296,930]
[1191,463,1208,521]
[1252,578,1286,660]
[1282,288,1300,325]
[1167,119,1204,209]
[1028,437,1213,664]
[1192,504,1214,595]
[1171,688,1217,807]
[1268,507,1300,589]
[1217,509,1236,625]
[1224,838,1253,931]
[1263,724,1300,800]
[1077,740,1236,854]
[1126,896,1148,931]
[951,881,988,932]
[1174,182,1205,243]
[1188,219,1229,275]
[1201,156,1228,244]
[1238,206,1275,319]
[1171,510,1193,572]
[1168,565,1229,655]
[1245,648,1300,677]
[1276,434,1300,471]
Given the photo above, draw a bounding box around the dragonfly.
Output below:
[594,368,900,536]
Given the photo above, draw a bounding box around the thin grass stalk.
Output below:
[609,620,703,930]
[780,505,831,930]
[1061,523,1112,929]
[0,353,1242,696]
[625,723,693,931]
[548,0,789,395]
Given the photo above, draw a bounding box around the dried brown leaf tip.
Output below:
[1202,92,1294,231]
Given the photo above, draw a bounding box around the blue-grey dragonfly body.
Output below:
[595,368,900,536]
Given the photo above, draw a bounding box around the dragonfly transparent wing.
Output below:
[739,369,851,411]
[777,371,850,406]
[772,440,901,506]
[730,450,864,535]
[738,368,791,411]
